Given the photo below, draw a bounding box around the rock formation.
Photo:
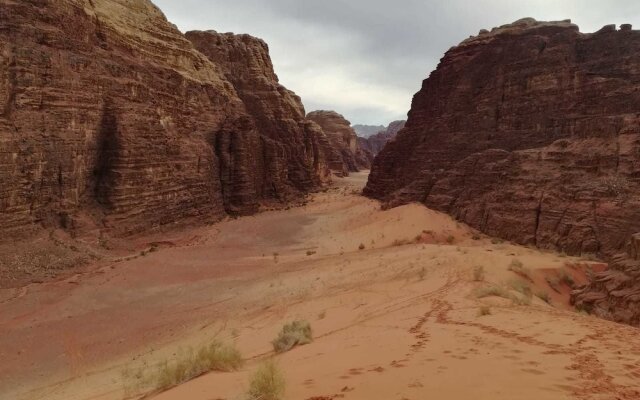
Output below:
[0,0,329,241]
[573,234,640,326]
[353,124,385,138]
[185,30,332,211]
[358,120,406,156]
[307,110,371,174]
[364,18,640,324]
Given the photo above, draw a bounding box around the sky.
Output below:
[153,0,640,126]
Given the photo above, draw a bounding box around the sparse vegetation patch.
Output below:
[247,360,286,400]
[272,321,313,353]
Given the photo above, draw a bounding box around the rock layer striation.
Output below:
[364,18,640,324]
[0,0,329,241]
[307,110,371,175]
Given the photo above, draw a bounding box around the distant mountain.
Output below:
[357,120,406,156]
[352,124,386,138]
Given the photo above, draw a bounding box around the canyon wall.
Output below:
[364,18,640,324]
[358,120,406,156]
[0,0,328,240]
[307,110,372,175]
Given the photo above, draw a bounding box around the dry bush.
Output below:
[473,266,485,282]
[122,341,243,395]
[358,243,366,250]
[272,321,313,353]
[546,276,561,293]
[155,341,243,391]
[536,290,551,304]
[508,259,532,281]
[392,239,411,247]
[247,360,286,400]
[558,269,576,288]
[474,286,511,300]
[478,306,492,317]
[508,278,532,298]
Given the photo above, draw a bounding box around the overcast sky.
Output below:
[154,0,640,125]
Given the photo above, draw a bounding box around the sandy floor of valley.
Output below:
[1,172,639,400]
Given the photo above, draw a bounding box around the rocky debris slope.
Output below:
[0,0,328,242]
[364,18,640,324]
[358,120,406,156]
[307,110,372,174]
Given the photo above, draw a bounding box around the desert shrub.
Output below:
[247,360,285,400]
[474,286,511,300]
[446,235,455,244]
[536,291,551,304]
[473,266,485,282]
[478,306,492,316]
[475,284,531,306]
[306,250,316,256]
[508,278,532,298]
[392,239,411,247]
[272,321,313,353]
[155,341,242,391]
[508,259,532,281]
[358,243,366,250]
[558,270,576,288]
[546,276,561,293]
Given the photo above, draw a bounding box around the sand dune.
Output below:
[1,172,639,400]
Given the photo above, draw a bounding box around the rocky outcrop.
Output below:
[307,110,371,174]
[358,120,406,156]
[0,0,328,241]
[364,18,640,321]
[573,234,640,326]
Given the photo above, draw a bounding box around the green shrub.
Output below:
[272,321,313,353]
[247,360,285,400]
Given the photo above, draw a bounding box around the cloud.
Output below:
[153,0,640,125]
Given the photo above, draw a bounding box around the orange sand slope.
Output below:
[1,172,639,400]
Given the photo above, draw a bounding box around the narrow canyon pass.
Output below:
[0,0,367,286]
[2,2,640,400]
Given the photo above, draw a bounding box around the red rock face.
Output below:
[573,234,640,326]
[358,120,406,156]
[0,0,327,240]
[186,31,332,212]
[364,18,640,324]
[307,110,371,174]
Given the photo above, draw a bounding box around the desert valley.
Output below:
[1,1,640,400]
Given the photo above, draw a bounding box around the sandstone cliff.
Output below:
[307,110,372,174]
[364,18,640,324]
[0,0,328,241]
[358,120,406,156]
[186,30,332,208]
